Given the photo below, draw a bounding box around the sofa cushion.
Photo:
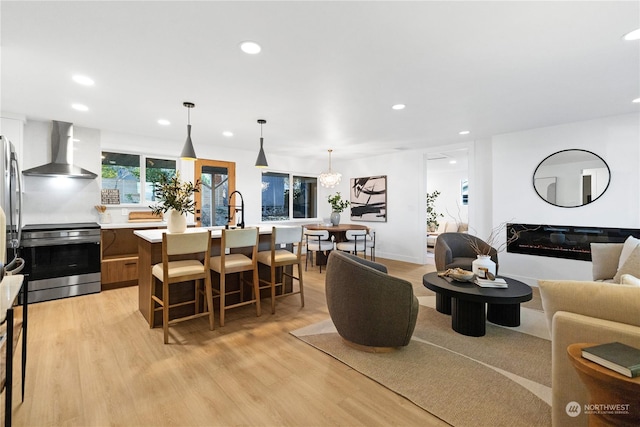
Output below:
[614,245,640,283]
[621,274,640,286]
[618,235,640,270]
[538,279,640,334]
[590,242,624,281]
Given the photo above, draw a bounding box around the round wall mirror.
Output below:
[533,149,610,208]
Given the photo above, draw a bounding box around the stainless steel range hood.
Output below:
[23,120,97,179]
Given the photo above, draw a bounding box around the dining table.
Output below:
[303,223,369,243]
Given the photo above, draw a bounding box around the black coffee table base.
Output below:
[424,272,532,337]
[448,299,523,337]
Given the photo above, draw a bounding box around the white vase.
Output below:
[167,209,187,233]
[472,255,496,279]
[330,211,341,226]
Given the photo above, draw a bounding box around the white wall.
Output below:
[491,113,640,283]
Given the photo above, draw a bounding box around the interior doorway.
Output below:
[425,148,470,261]
[194,159,236,227]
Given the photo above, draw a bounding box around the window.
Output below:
[261,172,317,221]
[101,152,176,205]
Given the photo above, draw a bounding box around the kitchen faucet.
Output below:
[226,190,245,229]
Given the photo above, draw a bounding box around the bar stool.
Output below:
[256,226,304,314]
[150,230,214,344]
[210,228,261,326]
[366,228,376,261]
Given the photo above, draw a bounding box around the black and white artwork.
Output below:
[350,175,387,222]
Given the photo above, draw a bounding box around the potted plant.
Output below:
[426,190,443,232]
[150,172,201,233]
[327,192,350,226]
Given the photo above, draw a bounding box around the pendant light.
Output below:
[180,102,197,160]
[255,119,268,168]
[319,149,342,188]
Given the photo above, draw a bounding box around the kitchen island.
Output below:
[134,226,276,326]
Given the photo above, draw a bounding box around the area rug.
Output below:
[291,297,552,427]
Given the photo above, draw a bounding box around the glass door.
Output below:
[194,159,236,227]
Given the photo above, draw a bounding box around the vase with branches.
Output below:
[426,190,444,232]
[327,192,350,225]
[150,172,201,232]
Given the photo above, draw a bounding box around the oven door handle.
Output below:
[21,237,100,247]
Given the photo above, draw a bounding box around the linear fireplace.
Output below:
[506,223,640,261]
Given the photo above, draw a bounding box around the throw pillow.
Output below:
[621,274,640,287]
[614,245,640,283]
[618,235,640,270]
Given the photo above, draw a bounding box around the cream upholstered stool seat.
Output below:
[256,226,304,314]
[210,227,261,327]
[150,230,214,344]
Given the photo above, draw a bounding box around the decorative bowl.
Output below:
[448,268,474,282]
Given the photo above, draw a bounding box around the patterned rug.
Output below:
[292,297,552,427]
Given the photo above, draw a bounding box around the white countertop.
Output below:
[101,221,167,229]
[0,274,23,323]
[133,226,275,243]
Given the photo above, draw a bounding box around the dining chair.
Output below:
[149,230,214,344]
[303,229,334,272]
[336,229,368,259]
[256,226,304,314]
[365,227,376,261]
[210,227,261,327]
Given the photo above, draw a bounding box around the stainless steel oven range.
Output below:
[20,222,101,303]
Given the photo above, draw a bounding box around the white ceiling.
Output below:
[1,1,638,161]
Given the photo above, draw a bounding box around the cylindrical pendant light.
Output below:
[255,119,268,168]
[180,102,197,160]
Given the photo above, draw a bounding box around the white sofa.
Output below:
[539,237,640,426]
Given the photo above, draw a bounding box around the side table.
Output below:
[567,343,640,426]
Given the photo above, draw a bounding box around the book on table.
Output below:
[474,277,507,288]
[581,342,640,378]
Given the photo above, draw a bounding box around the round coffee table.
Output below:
[422,272,533,337]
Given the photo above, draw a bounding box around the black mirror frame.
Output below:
[532,149,611,208]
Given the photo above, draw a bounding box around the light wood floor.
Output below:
[4,257,455,427]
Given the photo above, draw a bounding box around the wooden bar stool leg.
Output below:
[270,265,277,314]
[298,262,305,307]
[205,276,215,330]
[162,281,169,344]
[220,274,226,327]
[149,278,156,328]
[254,268,262,316]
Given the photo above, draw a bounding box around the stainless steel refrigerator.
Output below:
[0,135,24,274]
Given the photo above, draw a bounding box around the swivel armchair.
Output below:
[434,232,499,273]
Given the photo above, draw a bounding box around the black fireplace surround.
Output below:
[506,223,640,261]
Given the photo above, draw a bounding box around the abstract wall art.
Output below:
[350,175,387,222]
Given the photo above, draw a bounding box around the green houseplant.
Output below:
[150,172,201,232]
[426,190,443,232]
[327,192,350,225]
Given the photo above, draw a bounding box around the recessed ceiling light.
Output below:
[72,75,94,86]
[240,41,261,54]
[391,104,406,110]
[623,28,640,41]
[459,130,470,135]
[157,119,170,126]
[222,131,234,137]
[449,160,457,165]
[633,98,640,103]
[72,103,89,111]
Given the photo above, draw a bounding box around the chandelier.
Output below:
[319,149,342,188]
